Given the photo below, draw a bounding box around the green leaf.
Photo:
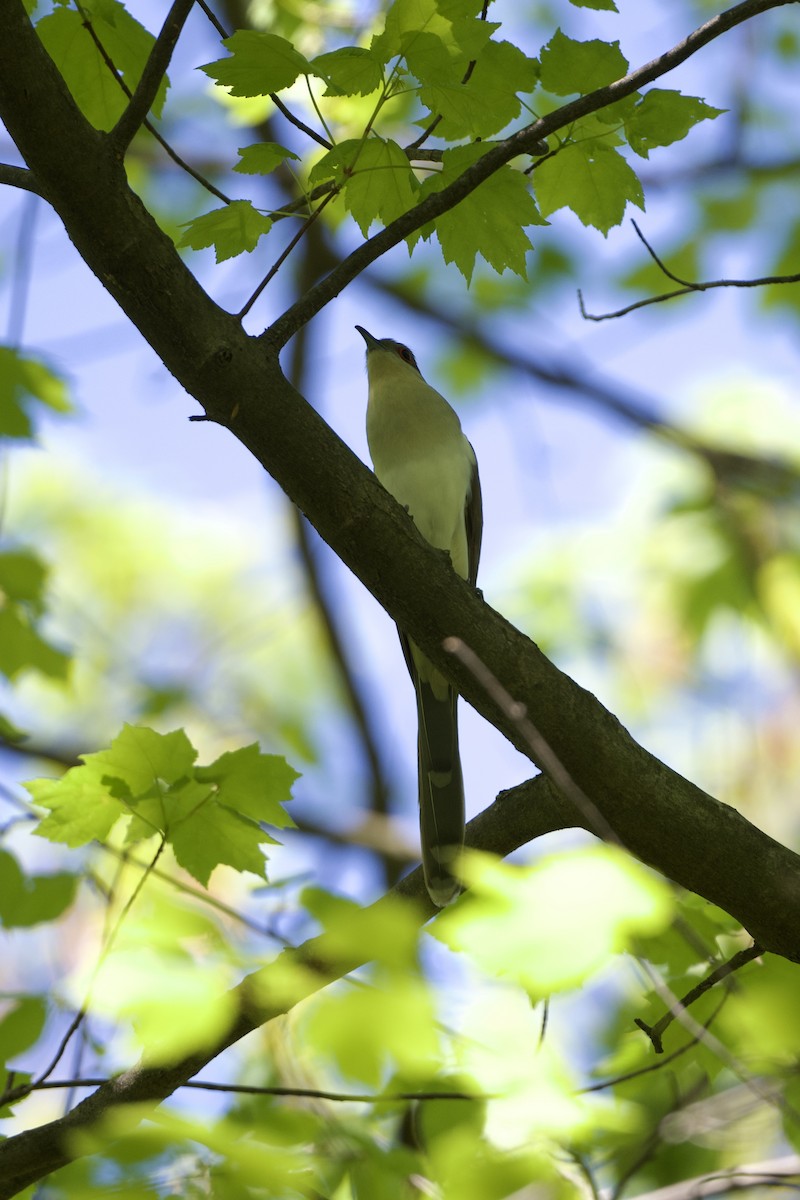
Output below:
[0,347,70,439]
[27,725,295,885]
[626,88,725,158]
[36,1,169,132]
[179,201,272,263]
[373,0,496,73]
[343,137,420,235]
[0,849,78,928]
[305,972,439,1085]
[0,995,46,1061]
[0,548,48,615]
[233,143,299,175]
[419,39,537,139]
[570,0,618,9]
[312,47,383,96]
[301,888,420,969]
[435,847,672,998]
[418,144,545,283]
[195,742,297,827]
[90,724,197,794]
[201,31,311,97]
[534,139,644,233]
[0,605,70,681]
[166,778,274,887]
[539,29,628,96]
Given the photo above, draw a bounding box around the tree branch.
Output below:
[263,0,798,348]
[111,0,196,150]
[579,218,800,320]
[0,162,44,195]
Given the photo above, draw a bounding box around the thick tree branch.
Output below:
[263,0,798,348]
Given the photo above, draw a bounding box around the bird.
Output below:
[356,325,482,906]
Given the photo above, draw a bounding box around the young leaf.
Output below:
[539,29,628,96]
[419,145,545,283]
[234,143,299,175]
[35,0,170,132]
[312,46,383,97]
[0,347,70,439]
[534,139,644,233]
[570,0,618,9]
[201,31,312,97]
[626,89,725,158]
[179,200,273,263]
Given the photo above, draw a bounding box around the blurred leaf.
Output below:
[436,847,672,998]
[0,994,46,1061]
[301,888,420,969]
[0,848,78,927]
[304,972,439,1085]
[0,604,70,681]
[0,346,70,439]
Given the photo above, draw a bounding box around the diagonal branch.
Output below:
[111,0,196,150]
[263,0,798,349]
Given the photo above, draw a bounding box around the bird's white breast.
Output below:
[366,355,474,579]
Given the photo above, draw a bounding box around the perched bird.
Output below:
[357,325,482,906]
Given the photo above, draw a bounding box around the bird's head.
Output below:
[356,325,421,375]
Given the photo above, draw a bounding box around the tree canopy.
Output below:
[2,0,800,1196]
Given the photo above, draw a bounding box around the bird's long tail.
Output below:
[415,679,464,907]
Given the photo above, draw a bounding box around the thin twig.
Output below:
[237,189,336,319]
[11,1076,486,1103]
[111,0,195,149]
[444,636,620,845]
[579,218,800,321]
[634,943,763,1053]
[583,995,729,1094]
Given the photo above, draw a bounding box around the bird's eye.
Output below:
[398,346,414,364]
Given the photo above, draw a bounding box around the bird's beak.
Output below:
[355,325,381,351]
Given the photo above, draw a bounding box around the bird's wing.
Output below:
[465,446,483,587]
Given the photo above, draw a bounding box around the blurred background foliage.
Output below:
[2,0,800,1196]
